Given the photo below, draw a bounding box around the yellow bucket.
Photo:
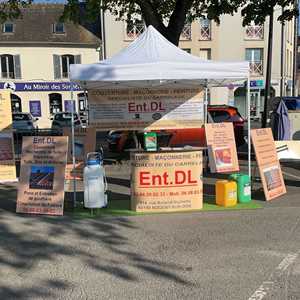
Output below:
[216,180,237,207]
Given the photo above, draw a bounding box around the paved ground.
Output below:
[1,156,300,300]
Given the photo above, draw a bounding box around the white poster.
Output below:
[89,88,204,130]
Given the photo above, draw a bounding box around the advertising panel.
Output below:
[89,88,204,130]
[0,90,12,130]
[205,123,239,173]
[29,101,41,117]
[131,150,203,212]
[16,136,68,215]
[63,128,96,192]
[0,131,17,182]
[275,141,300,160]
[251,128,286,201]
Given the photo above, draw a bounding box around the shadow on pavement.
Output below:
[0,183,193,299]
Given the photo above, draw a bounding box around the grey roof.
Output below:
[0,3,101,46]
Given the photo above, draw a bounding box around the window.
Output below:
[245,48,263,76]
[199,18,211,40]
[53,54,81,79]
[125,20,145,40]
[180,24,192,40]
[199,48,211,60]
[3,23,14,33]
[49,93,62,114]
[78,93,87,111]
[210,111,231,122]
[0,54,21,79]
[53,23,65,34]
[182,48,191,53]
[245,22,264,40]
[11,94,22,112]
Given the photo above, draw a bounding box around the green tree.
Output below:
[241,0,298,128]
[0,0,32,23]
[62,0,245,46]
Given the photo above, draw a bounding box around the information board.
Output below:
[131,150,203,212]
[89,88,204,130]
[205,123,239,173]
[16,136,68,215]
[251,128,286,201]
[63,128,96,192]
[0,131,16,182]
[0,90,12,130]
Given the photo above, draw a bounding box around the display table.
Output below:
[130,148,204,213]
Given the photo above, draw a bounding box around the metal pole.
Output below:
[247,77,251,179]
[100,6,106,60]
[280,7,285,98]
[71,83,77,208]
[292,0,299,97]
[204,85,208,123]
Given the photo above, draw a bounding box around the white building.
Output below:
[103,7,295,119]
[0,4,101,128]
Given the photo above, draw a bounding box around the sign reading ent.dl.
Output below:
[0,82,82,92]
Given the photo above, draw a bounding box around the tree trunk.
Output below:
[262,10,274,128]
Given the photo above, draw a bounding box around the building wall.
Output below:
[0,46,99,127]
[104,8,295,118]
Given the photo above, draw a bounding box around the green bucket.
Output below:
[228,173,251,203]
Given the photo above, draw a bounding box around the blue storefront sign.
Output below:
[0,81,82,92]
[29,100,42,117]
[250,80,264,88]
[64,100,76,112]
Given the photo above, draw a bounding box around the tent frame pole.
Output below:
[71,84,77,208]
[247,77,251,179]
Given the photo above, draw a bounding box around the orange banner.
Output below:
[131,150,203,212]
[205,123,239,173]
[251,128,286,201]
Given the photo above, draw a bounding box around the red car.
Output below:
[107,105,245,152]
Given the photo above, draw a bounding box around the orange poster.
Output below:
[16,136,68,215]
[0,90,12,131]
[205,123,239,173]
[131,150,203,213]
[63,128,96,192]
[251,128,286,201]
[0,131,17,182]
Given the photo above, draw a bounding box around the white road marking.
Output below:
[248,252,299,300]
[282,171,300,180]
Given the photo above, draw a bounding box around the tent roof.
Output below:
[70,25,249,89]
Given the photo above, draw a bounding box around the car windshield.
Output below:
[54,113,79,121]
[13,114,31,121]
[210,111,231,122]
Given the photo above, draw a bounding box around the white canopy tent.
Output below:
[70,25,251,203]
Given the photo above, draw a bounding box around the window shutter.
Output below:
[14,55,21,79]
[53,54,61,79]
[74,55,81,64]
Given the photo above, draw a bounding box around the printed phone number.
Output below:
[134,190,201,197]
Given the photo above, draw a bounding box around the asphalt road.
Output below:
[0,160,300,300]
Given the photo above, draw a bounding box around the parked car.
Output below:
[12,112,39,131]
[50,112,82,129]
[107,105,245,152]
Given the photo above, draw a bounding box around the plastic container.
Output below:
[84,152,107,208]
[228,173,251,203]
[216,180,237,207]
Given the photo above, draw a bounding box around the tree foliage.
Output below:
[241,0,298,26]
[0,0,32,23]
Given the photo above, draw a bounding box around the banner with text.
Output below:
[63,128,96,192]
[0,131,17,182]
[251,128,286,201]
[89,88,204,130]
[0,90,12,130]
[131,150,203,213]
[205,123,239,173]
[16,136,68,215]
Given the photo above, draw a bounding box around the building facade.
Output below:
[0,4,100,128]
[103,7,295,119]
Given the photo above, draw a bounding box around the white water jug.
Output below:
[84,152,107,208]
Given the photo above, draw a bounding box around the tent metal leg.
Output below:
[71,84,77,208]
[247,77,251,179]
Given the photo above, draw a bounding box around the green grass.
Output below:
[69,197,262,218]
